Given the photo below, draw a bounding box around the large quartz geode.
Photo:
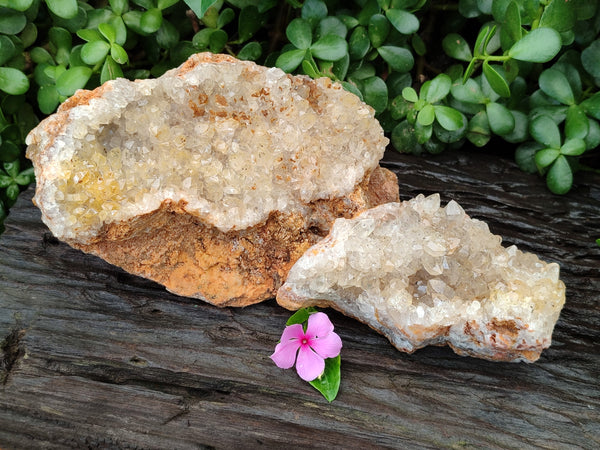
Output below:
[277,194,566,362]
[26,53,399,306]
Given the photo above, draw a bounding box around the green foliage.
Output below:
[0,0,599,234]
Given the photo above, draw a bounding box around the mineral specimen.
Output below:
[277,194,566,362]
[26,52,398,306]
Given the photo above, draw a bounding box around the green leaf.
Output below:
[6,183,19,200]
[515,142,544,173]
[275,49,306,73]
[109,0,129,15]
[565,105,589,140]
[502,110,528,143]
[209,29,228,53]
[386,8,419,35]
[368,13,390,48]
[560,138,586,156]
[535,148,560,168]
[156,19,179,49]
[310,35,347,61]
[286,18,312,50]
[414,120,433,144]
[110,43,128,64]
[530,115,561,148]
[349,26,370,60]
[581,40,600,79]
[217,8,235,29]
[486,102,514,135]
[140,8,162,34]
[584,118,600,150]
[37,85,60,114]
[238,6,262,42]
[309,355,341,402]
[302,0,328,25]
[482,61,510,98]
[98,22,117,44]
[0,10,26,34]
[77,28,103,42]
[0,140,20,163]
[301,59,319,78]
[0,175,13,189]
[580,92,600,121]
[0,35,16,66]
[46,0,78,19]
[451,78,486,104]
[500,1,521,49]
[157,0,180,9]
[539,0,576,32]
[14,167,34,185]
[434,105,464,131]
[286,308,310,326]
[508,27,561,63]
[3,160,19,178]
[402,86,418,103]
[411,33,426,56]
[183,0,219,19]
[546,155,572,194]
[362,76,388,114]
[466,110,491,147]
[192,28,214,49]
[317,16,347,39]
[417,104,435,126]
[539,68,574,106]
[55,66,92,97]
[237,41,262,61]
[0,68,29,95]
[377,45,413,72]
[19,22,37,48]
[442,33,472,62]
[81,40,110,65]
[5,0,34,11]
[424,74,451,103]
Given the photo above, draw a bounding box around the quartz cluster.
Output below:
[26,52,398,306]
[277,194,566,362]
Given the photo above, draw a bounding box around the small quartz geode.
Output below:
[26,53,399,306]
[277,194,566,362]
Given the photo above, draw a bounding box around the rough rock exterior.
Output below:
[277,194,566,362]
[26,52,398,306]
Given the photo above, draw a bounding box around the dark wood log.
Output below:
[1,149,599,449]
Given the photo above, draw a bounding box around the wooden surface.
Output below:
[1,149,599,449]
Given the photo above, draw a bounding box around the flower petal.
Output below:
[305,312,334,339]
[280,323,305,341]
[270,339,300,369]
[295,345,325,381]
[310,331,343,359]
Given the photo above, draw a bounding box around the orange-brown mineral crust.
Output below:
[76,167,398,306]
[26,52,396,306]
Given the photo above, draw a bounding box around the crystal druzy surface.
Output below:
[25,53,397,306]
[277,194,566,362]
[26,53,387,244]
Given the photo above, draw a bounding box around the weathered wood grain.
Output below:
[1,149,599,449]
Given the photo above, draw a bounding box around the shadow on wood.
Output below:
[1,150,599,448]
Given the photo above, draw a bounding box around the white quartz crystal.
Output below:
[277,194,566,362]
[26,53,387,244]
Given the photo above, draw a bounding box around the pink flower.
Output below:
[271,312,343,381]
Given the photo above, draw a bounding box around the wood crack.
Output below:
[1,328,25,385]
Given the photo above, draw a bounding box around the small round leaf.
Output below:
[466,110,491,147]
[560,138,586,156]
[486,102,515,135]
[515,142,544,174]
[0,67,29,95]
[434,105,464,131]
[37,85,60,114]
[56,66,92,97]
[46,0,78,19]
[546,155,572,194]
[442,33,472,62]
[275,49,307,73]
[482,61,510,98]
[402,86,418,103]
[581,40,600,79]
[565,104,589,140]
[310,34,347,61]
[140,8,163,34]
[391,120,418,153]
[451,78,487,104]
[535,148,560,169]
[386,9,419,35]
[110,43,128,64]
[362,76,388,114]
[377,45,414,72]
[98,22,117,44]
[237,41,262,61]
[81,40,110,65]
[539,68,575,105]
[348,26,370,60]
[530,114,561,148]
[286,18,312,50]
[424,74,452,103]
[417,104,435,126]
[368,14,390,48]
[0,10,27,34]
[508,27,561,63]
